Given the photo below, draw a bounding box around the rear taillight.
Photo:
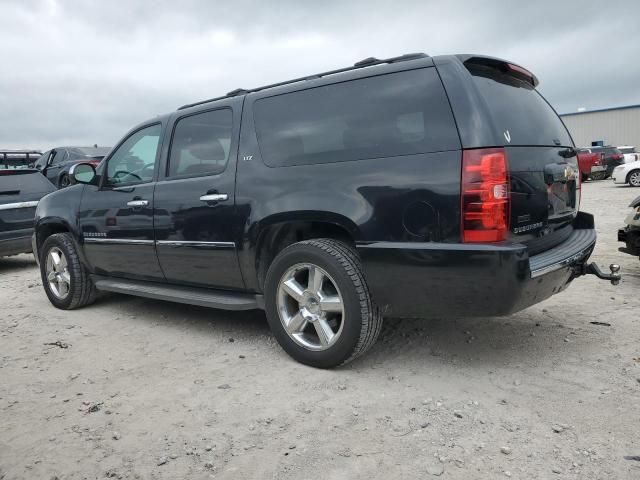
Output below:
[461,148,510,243]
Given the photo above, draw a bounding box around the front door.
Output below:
[153,104,244,290]
[79,123,165,281]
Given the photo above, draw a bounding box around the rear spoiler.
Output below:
[457,54,539,87]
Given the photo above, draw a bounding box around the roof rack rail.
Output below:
[178,52,429,110]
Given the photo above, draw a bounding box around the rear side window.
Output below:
[168,109,232,178]
[466,62,572,147]
[253,68,459,167]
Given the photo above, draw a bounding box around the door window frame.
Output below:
[99,122,164,189]
[164,106,235,181]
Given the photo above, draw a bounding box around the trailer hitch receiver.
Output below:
[579,263,621,285]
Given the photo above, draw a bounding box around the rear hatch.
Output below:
[0,169,56,237]
[463,57,579,254]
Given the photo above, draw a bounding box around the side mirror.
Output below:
[69,163,97,185]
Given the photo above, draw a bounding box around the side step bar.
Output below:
[92,276,264,311]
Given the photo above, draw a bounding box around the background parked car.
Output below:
[0,168,56,257]
[612,160,640,187]
[34,146,111,188]
[618,145,638,163]
[0,150,42,170]
[577,148,605,181]
[588,146,625,180]
[618,195,640,258]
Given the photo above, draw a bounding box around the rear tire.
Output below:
[627,170,640,187]
[40,233,97,310]
[590,171,606,181]
[264,238,382,368]
[581,173,588,182]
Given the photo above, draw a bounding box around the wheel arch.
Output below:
[626,168,640,185]
[252,212,362,292]
[35,218,89,268]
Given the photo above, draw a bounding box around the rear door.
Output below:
[447,56,579,253]
[153,100,244,290]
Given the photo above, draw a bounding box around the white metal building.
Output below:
[560,104,640,149]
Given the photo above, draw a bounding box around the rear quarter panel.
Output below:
[236,95,462,292]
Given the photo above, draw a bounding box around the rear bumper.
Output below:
[357,212,596,318]
[591,165,606,173]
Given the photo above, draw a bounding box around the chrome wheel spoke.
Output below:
[307,265,324,296]
[282,278,305,303]
[286,312,307,334]
[320,295,343,313]
[57,277,69,297]
[47,271,57,281]
[50,250,62,269]
[314,318,335,346]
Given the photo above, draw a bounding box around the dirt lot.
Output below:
[1,180,639,480]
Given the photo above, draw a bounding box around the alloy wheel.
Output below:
[276,262,345,351]
[629,171,640,187]
[45,247,71,299]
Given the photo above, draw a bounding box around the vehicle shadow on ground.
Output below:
[92,292,598,370]
[0,255,37,274]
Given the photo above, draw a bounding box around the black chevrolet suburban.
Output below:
[33,53,620,367]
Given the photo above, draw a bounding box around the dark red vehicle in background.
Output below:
[577,148,606,181]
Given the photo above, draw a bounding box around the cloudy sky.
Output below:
[1,0,639,150]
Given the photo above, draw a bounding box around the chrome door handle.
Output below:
[126,200,149,207]
[199,193,228,202]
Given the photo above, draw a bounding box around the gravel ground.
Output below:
[1,180,639,480]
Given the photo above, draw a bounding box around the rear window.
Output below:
[466,62,572,147]
[253,68,460,167]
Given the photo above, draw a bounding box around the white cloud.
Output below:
[0,0,638,149]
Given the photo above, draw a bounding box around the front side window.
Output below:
[253,68,460,167]
[168,109,232,178]
[106,124,161,186]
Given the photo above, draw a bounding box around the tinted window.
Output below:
[168,109,232,177]
[466,63,572,147]
[106,124,161,186]
[254,68,459,167]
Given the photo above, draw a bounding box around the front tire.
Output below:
[264,239,382,368]
[628,170,640,187]
[40,233,97,310]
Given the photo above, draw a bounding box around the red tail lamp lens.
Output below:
[461,148,510,242]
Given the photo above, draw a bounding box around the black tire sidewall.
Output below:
[40,234,80,309]
[264,242,365,368]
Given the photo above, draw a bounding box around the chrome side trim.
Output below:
[0,201,39,211]
[156,240,235,249]
[83,238,155,245]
